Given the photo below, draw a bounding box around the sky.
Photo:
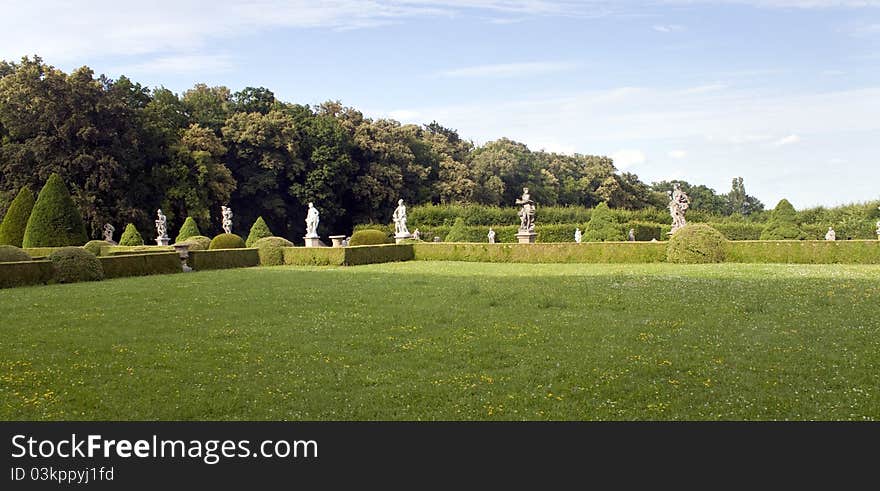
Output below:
[1,0,879,208]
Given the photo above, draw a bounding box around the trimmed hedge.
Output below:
[666,224,727,264]
[101,245,175,256]
[83,240,113,256]
[412,242,667,263]
[119,223,145,246]
[0,186,35,247]
[345,244,414,265]
[0,260,55,289]
[178,235,211,251]
[47,247,104,283]
[283,244,415,266]
[349,229,390,246]
[209,233,246,250]
[709,222,763,241]
[246,217,273,247]
[725,240,880,264]
[22,174,88,247]
[283,247,346,266]
[253,236,294,266]
[188,248,260,271]
[0,245,32,262]
[99,252,182,279]
[175,217,201,243]
[23,247,64,258]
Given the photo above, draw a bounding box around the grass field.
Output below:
[1,262,879,420]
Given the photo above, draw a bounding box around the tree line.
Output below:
[0,56,764,240]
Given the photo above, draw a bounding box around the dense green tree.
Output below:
[231,87,276,115]
[0,186,34,246]
[584,202,623,241]
[726,177,764,216]
[22,173,88,247]
[182,84,230,131]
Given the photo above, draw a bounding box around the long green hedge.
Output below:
[188,249,260,271]
[100,245,175,256]
[412,242,668,263]
[23,247,65,258]
[282,244,414,266]
[283,247,346,266]
[98,252,182,279]
[725,240,880,264]
[0,260,55,289]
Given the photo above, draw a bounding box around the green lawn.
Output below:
[2,262,879,420]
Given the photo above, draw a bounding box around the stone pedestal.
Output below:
[395,233,412,244]
[329,235,346,247]
[156,236,170,246]
[173,243,192,272]
[515,232,537,244]
[304,236,324,248]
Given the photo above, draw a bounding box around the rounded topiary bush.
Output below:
[48,247,104,283]
[444,217,469,243]
[760,199,805,240]
[253,236,294,266]
[349,229,389,246]
[246,216,273,247]
[175,217,201,243]
[0,186,35,247]
[179,235,211,251]
[22,174,88,247]
[209,233,246,250]
[119,223,145,246]
[585,202,624,242]
[666,224,727,264]
[0,244,32,262]
[83,240,113,256]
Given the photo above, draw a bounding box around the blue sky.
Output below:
[2,0,879,208]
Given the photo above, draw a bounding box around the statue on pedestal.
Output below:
[103,223,116,244]
[825,227,836,241]
[155,209,170,245]
[574,228,582,244]
[393,199,410,237]
[305,203,320,238]
[516,187,536,232]
[221,205,233,234]
[668,183,690,234]
[488,228,496,244]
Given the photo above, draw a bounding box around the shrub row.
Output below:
[724,240,880,264]
[101,245,175,256]
[357,222,668,243]
[0,260,56,289]
[99,252,182,279]
[412,242,668,263]
[281,244,415,266]
[188,248,260,271]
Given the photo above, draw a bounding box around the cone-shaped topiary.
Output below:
[585,202,624,242]
[666,224,727,263]
[83,240,113,256]
[175,217,201,243]
[760,199,805,240]
[0,186,35,247]
[349,229,389,246]
[48,247,104,283]
[180,235,211,251]
[246,216,273,247]
[253,236,294,266]
[22,174,88,247]
[209,233,246,249]
[0,245,32,262]
[444,217,469,243]
[119,223,145,246]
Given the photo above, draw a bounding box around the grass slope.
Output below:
[1,262,878,420]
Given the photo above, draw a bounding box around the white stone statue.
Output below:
[668,183,690,234]
[825,227,836,241]
[516,187,536,232]
[342,236,350,247]
[628,228,636,242]
[412,229,421,241]
[221,205,233,234]
[574,228,582,244]
[876,220,880,239]
[305,202,320,238]
[488,228,496,244]
[155,209,168,239]
[102,223,116,244]
[392,199,410,237]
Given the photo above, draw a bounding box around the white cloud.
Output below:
[109,54,235,75]
[611,149,647,169]
[438,61,578,78]
[668,150,688,159]
[653,24,684,33]
[773,134,802,146]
